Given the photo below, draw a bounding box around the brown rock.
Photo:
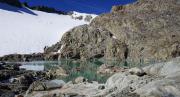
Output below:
[47,66,68,78]
[74,76,87,84]
[97,64,126,74]
[111,5,124,13]
[45,0,180,63]
[90,0,180,63]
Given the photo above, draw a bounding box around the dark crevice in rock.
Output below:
[124,45,129,59]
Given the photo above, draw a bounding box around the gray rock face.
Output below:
[111,5,124,13]
[128,67,146,76]
[46,24,127,60]
[90,0,180,63]
[84,15,93,22]
[26,82,103,97]
[45,0,180,63]
[25,80,65,96]
[74,16,83,20]
[102,57,180,97]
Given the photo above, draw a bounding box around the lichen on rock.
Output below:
[45,0,180,64]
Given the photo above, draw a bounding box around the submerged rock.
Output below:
[47,66,68,78]
[0,63,51,95]
[97,64,126,74]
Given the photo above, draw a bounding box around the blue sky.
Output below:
[20,0,137,14]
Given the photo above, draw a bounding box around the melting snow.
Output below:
[112,35,117,39]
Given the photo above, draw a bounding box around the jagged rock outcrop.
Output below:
[46,0,180,63]
[0,53,44,62]
[90,0,180,63]
[45,25,127,60]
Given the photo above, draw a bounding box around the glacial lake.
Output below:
[10,59,146,83]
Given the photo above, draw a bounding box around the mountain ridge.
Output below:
[44,0,180,64]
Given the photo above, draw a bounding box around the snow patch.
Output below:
[0,4,97,56]
[71,11,97,22]
[112,35,117,39]
[58,45,65,53]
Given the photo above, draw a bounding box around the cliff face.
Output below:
[90,0,180,63]
[46,0,180,63]
[45,25,127,61]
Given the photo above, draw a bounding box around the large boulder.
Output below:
[97,64,127,74]
[74,76,88,84]
[101,57,180,97]
[25,79,65,96]
[25,81,103,97]
[47,66,68,78]
[45,25,127,60]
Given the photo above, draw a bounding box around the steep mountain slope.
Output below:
[0,3,97,57]
[46,0,180,63]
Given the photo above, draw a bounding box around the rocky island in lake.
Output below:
[0,0,180,97]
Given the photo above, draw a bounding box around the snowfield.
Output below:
[0,3,97,57]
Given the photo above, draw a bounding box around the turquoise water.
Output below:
[17,59,144,83]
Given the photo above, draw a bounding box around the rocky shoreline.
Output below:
[0,62,49,97]
[0,57,178,97]
[0,60,120,97]
[0,53,45,62]
[1,58,180,97]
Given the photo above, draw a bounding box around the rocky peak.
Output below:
[46,0,180,63]
[111,5,124,13]
[90,0,180,63]
[111,0,180,13]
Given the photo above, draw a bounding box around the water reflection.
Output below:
[20,64,44,71]
[15,59,144,83]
